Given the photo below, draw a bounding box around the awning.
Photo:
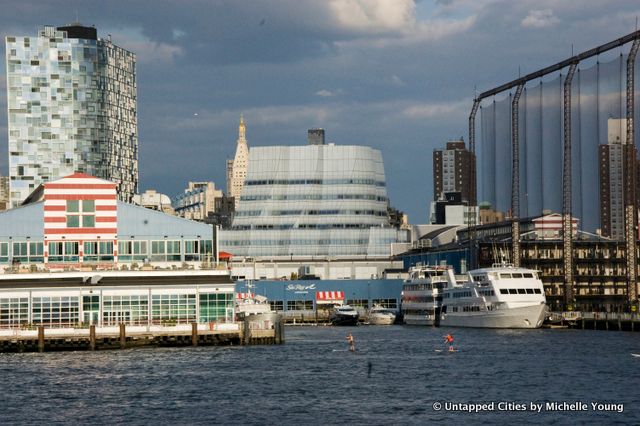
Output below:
[315,291,344,304]
[219,251,233,260]
[236,292,254,300]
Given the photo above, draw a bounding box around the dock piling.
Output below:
[191,323,198,346]
[38,326,45,353]
[90,325,96,351]
[119,323,126,349]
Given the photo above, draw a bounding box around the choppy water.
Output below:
[0,326,638,425]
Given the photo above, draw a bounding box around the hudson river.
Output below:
[1,326,638,425]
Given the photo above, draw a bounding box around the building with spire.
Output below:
[226,116,249,209]
[220,137,407,258]
[5,24,138,207]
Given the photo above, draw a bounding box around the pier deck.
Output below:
[549,312,640,331]
[0,321,284,352]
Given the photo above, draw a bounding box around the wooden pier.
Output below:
[0,320,285,353]
[549,312,640,332]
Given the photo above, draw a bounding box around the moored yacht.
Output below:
[401,263,547,329]
[400,265,450,326]
[367,305,397,325]
[330,305,359,326]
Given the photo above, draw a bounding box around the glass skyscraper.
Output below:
[220,144,404,258]
[5,25,137,207]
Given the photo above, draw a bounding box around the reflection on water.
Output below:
[1,326,638,425]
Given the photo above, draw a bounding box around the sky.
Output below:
[1,0,640,223]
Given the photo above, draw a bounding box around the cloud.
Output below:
[328,0,415,34]
[389,75,405,87]
[315,89,337,97]
[315,89,343,98]
[401,98,470,119]
[521,9,560,28]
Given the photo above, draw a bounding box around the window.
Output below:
[32,296,80,327]
[12,242,28,262]
[66,199,95,228]
[0,297,29,327]
[286,300,313,311]
[500,289,508,295]
[0,243,8,263]
[185,240,200,261]
[151,293,197,325]
[103,295,148,326]
[199,293,234,322]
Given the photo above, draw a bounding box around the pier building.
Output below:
[0,173,216,270]
[5,24,138,207]
[0,270,234,328]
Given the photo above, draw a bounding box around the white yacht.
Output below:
[400,265,450,326]
[401,263,547,329]
[330,305,360,326]
[367,305,397,325]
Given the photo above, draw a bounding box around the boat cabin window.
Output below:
[508,289,518,294]
[533,289,542,294]
[517,289,526,294]
[499,273,511,279]
[500,289,508,294]
[512,273,523,278]
[526,289,534,294]
[523,273,534,278]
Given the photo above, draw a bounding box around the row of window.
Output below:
[236,209,389,217]
[499,288,543,295]
[240,194,387,202]
[0,293,234,328]
[222,238,371,247]
[0,240,213,263]
[231,223,386,231]
[245,179,386,187]
[273,299,397,312]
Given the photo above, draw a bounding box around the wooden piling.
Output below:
[243,319,251,345]
[38,326,45,353]
[191,323,198,346]
[119,323,126,349]
[90,325,96,350]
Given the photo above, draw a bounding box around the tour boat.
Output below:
[401,263,547,328]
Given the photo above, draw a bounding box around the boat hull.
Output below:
[368,315,396,325]
[330,314,359,326]
[440,303,547,329]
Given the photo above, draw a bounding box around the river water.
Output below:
[0,326,638,425]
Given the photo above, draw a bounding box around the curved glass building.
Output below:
[220,144,403,258]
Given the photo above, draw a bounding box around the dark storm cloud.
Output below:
[1,0,640,223]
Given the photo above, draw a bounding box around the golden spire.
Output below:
[238,114,246,143]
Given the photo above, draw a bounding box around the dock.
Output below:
[548,312,640,332]
[0,320,285,353]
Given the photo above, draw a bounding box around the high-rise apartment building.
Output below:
[226,116,249,209]
[599,118,640,239]
[220,143,405,258]
[5,24,137,207]
[432,139,476,205]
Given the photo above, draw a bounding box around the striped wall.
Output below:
[43,173,118,263]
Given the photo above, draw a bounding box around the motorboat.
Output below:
[330,305,359,326]
[367,305,396,325]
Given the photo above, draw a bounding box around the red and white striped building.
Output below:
[40,173,118,265]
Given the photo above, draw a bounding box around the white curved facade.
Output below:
[220,144,403,258]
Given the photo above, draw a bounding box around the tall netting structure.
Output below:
[471,31,640,309]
